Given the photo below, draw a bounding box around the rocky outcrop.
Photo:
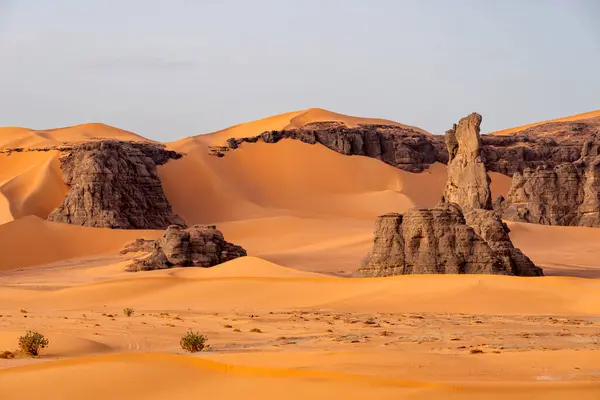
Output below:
[497,141,600,227]
[480,117,600,176]
[443,113,492,211]
[209,116,600,178]
[127,225,247,271]
[209,122,448,173]
[356,203,542,277]
[47,140,185,229]
[357,112,542,277]
[463,209,543,276]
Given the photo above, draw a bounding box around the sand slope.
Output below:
[197,107,430,146]
[0,122,149,149]
[0,216,161,271]
[490,110,600,136]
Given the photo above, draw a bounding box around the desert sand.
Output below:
[1,109,599,399]
[489,109,600,136]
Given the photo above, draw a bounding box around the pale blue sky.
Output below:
[1,0,598,140]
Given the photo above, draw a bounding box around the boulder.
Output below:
[128,225,247,271]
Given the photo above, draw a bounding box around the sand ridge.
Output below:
[489,109,600,136]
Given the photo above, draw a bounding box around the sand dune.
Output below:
[2,352,600,400]
[0,122,149,149]
[0,216,160,271]
[197,107,430,146]
[489,109,600,136]
[0,152,67,225]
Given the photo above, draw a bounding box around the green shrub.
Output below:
[180,330,207,353]
[18,331,49,356]
[123,308,135,317]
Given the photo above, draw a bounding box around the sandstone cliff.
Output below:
[209,122,447,172]
[356,203,542,277]
[209,116,600,178]
[47,140,185,229]
[127,225,247,271]
[497,140,600,227]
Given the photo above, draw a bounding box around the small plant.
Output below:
[249,328,262,333]
[18,331,49,356]
[123,308,135,317]
[233,328,241,332]
[223,324,233,328]
[19,309,28,314]
[470,348,484,354]
[180,330,207,353]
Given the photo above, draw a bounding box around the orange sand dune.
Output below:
[2,352,599,400]
[0,122,149,150]
[3,258,600,315]
[196,107,430,146]
[490,109,600,136]
[0,216,160,271]
[0,152,68,225]
[162,138,511,224]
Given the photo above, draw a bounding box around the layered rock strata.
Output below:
[209,116,600,177]
[47,140,185,229]
[497,141,600,227]
[356,203,542,277]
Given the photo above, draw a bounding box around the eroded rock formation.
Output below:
[209,122,447,172]
[443,113,492,211]
[463,209,543,276]
[356,203,542,277]
[497,141,600,227]
[47,140,185,229]
[358,112,542,277]
[127,225,247,271]
[209,116,600,178]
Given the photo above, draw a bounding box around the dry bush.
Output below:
[180,330,207,353]
[18,331,49,356]
[123,308,135,317]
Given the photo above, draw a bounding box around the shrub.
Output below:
[18,331,49,356]
[180,330,207,353]
[123,308,135,317]
[223,324,233,328]
[470,348,484,354]
[233,328,241,332]
[249,328,262,333]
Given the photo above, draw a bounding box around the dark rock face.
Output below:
[209,122,448,173]
[128,225,247,271]
[444,113,492,211]
[47,140,185,229]
[480,117,600,176]
[497,141,600,227]
[209,116,600,178]
[356,203,541,277]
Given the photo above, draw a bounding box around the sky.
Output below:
[0,0,598,141]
